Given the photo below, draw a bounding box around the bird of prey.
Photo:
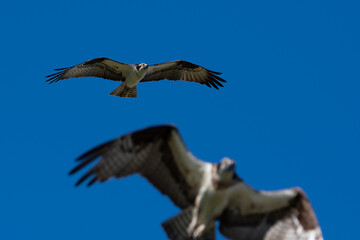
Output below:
[69,125,323,240]
[46,57,226,98]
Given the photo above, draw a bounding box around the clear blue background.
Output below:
[1,1,359,239]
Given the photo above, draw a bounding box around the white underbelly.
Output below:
[197,189,229,223]
[126,72,145,87]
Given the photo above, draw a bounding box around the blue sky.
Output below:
[1,0,359,239]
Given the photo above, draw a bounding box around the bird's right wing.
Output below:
[46,57,131,83]
[219,185,323,240]
[69,125,212,209]
[141,60,226,89]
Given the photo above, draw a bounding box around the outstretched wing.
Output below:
[69,125,212,209]
[46,57,131,83]
[141,60,226,89]
[219,186,323,240]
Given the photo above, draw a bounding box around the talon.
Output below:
[193,224,206,238]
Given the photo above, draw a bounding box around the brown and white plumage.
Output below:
[69,125,322,240]
[141,61,225,89]
[218,187,323,240]
[46,57,226,98]
[69,125,208,209]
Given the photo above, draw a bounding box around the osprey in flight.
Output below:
[69,125,323,240]
[46,57,226,98]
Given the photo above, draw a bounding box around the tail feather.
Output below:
[162,207,215,240]
[110,83,137,98]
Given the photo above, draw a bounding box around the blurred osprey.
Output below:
[46,57,226,98]
[69,125,323,240]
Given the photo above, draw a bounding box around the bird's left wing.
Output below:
[46,57,131,83]
[140,60,226,89]
[218,185,323,240]
[69,125,212,209]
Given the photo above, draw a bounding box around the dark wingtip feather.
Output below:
[45,72,60,78]
[208,80,219,89]
[76,139,115,161]
[204,82,212,88]
[208,70,222,75]
[70,149,106,176]
[69,162,86,175]
[69,168,77,176]
[70,139,115,186]
[45,67,70,84]
[212,78,224,88]
[76,151,93,162]
[87,176,98,187]
[45,75,61,84]
[70,154,103,178]
[210,73,227,83]
[75,170,95,186]
[54,67,69,71]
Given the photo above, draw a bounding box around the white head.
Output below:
[217,157,236,182]
[135,63,148,72]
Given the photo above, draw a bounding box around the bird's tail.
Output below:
[109,83,137,98]
[162,207,215,240]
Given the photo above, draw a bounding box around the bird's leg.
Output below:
[192,224,206,238]
[187,208,199,237]
[187,207,212,239]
